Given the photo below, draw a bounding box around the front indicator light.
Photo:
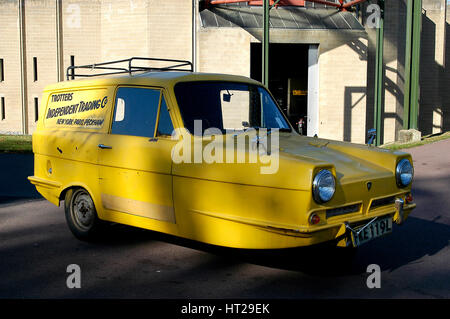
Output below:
[406,193,413,203]
[309,213,321,225]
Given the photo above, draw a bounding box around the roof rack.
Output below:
[66,57,193,80]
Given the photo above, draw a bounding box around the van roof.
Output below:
[43,71,263,92]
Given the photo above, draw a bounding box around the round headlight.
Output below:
[396,158,414,187]
[312,169,336,203]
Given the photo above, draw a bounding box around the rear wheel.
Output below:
[64,188,103,241]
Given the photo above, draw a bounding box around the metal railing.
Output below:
[66,57,193,80]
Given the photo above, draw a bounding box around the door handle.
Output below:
[98,144,112,149]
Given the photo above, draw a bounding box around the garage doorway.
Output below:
[250,43,318,136]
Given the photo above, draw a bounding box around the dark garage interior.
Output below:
[251,43,309,133]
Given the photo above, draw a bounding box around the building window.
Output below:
[34,97,39,122]
[0,59,4,82]
[1,97,5,120]
[33,57,38,82]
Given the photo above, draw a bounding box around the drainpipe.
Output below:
[56,0,64,82]
[192,0,197,72]
[262,0,269,86]
[19,0,28,135]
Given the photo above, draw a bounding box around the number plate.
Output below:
[350,216,393,247]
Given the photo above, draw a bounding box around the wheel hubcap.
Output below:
[72,191,95,230]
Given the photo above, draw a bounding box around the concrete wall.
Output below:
[0,0,193,135]
[0,0,22,134]
[362,0,408,144]
[198,28,252,76]
[62,1,102,70]
[318,34,368,144]
[382,0,406,143]
[198,26,368,143]
[100,0,149,61]
[25,0,58,133]
[363,0,449,143]
[1,0,448,144]
[147,0,192,62]
[420,0,447,135]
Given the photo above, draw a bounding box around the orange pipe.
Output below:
[301,0,340,8]
[343,0,368,9]
[209,0,251,4]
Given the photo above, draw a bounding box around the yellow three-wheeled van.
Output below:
[29,57,415,250]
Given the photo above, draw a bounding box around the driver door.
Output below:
[98,86,177,230]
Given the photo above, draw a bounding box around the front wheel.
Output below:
[64,188,103,241]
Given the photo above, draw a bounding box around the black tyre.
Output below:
[64,188,103,241]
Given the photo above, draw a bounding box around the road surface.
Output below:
[0,140,449,299]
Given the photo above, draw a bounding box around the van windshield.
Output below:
[174,81,291,135]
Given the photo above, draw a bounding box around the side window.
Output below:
[111,87,160,138]
[156,97,174,136]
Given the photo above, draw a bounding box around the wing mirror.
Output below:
[222,90,233,102]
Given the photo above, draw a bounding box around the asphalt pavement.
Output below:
[0,140,449,299]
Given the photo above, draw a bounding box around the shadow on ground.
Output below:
[1,153,449,298]
[86,213,450,278]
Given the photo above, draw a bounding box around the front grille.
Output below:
[370,196,395,210]
[326,204,360,219]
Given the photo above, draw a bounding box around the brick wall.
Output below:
[62,1,101,76]
[1,0,447,141]
[318,35,368,144]
[25,0,58,133]
[0,0,23,134]
[0,0,193,135]
[363,0,449,143]
[199,28,251,76]
[420,0,447,135]
[100,0,149,61]
[147,0,192,62]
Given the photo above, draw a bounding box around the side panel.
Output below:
[98,135,178,235]
[172,175,320,249]
[43,88,110,131]
[31,86,116,213]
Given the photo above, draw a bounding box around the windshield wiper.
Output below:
[232,126,291,137]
